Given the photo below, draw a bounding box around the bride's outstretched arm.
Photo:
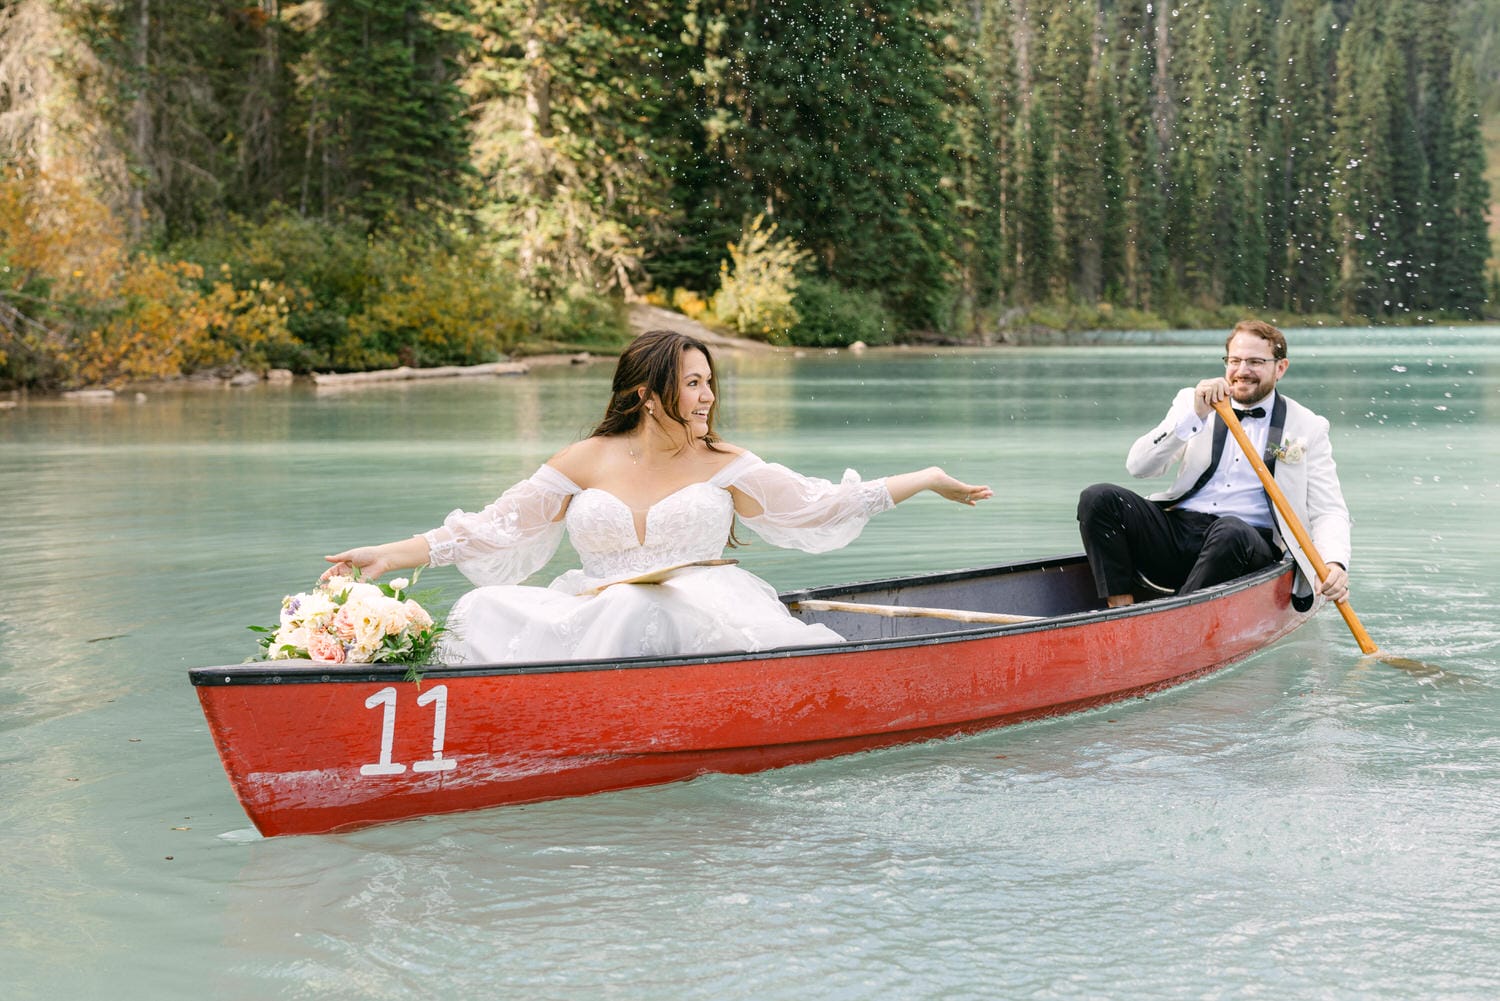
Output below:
[884,467,993,506]
[325,465,578,586]
[728,455,991,554]
[324,536,431,581]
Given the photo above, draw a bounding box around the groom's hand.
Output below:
[1193,377,1231,418]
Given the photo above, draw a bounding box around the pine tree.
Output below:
[1444,53,1493,316]
[1170,0,1231,304]
[1331,0,1396,318]
[1035,0,1103,302]
[1220,1,1273,308]
[55,0,301,240]
[961,0,1021,317]
[1271,0,1341,313]
[0,0,132,205]
[1378,0,1429,315]
[1097,69,1127,304]
[666,0,959,329]
[1412,0,1457,312]
[1109,0,1165,310]
[464,0,684,296]
[298,0,473,230]
[647,0,760,294]
[1019,93,1056,303]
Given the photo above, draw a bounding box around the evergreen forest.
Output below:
[1,0,1497,390]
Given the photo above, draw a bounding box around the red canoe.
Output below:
[191,554,1309,836]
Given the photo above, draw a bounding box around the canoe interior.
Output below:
[192,552,1223,687]
[782,552,1104,641]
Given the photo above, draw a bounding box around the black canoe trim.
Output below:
[189,553,1297,687]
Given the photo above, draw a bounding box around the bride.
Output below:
[324,329,993,664]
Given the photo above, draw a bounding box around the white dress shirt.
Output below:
[1173,392,1276,529]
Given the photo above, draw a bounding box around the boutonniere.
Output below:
[1266,438,1307,464]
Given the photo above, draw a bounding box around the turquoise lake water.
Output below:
[2,327,1497,999]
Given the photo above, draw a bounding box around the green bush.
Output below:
[1018,300,1158,332]
[710,215,810,343]
[521,285,631,354]
[173,212,538,372]
[344,244,530,370]
[787,277,896,348]
[175,213,373,370]
[1162,302,1275,331]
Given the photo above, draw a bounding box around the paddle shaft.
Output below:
[790,599,1040,625]
[1211,398,1377,654]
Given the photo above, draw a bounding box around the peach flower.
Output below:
[306,631,346,664]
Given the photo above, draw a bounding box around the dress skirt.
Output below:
[437,564,843,665]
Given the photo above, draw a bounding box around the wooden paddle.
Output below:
[790,598,1040,625]
[1212,398,1378,654]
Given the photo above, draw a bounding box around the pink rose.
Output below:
[307,631,346,664]
[403,599,434,630]
[331,607,357,642]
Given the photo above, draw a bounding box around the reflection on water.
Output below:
[2,327,1498,1000]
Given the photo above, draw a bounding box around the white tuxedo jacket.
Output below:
[1127,388,1351,602]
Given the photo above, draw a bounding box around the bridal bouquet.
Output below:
[251,570,444,666]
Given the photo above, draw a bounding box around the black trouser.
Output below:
[1076,483,1279,600]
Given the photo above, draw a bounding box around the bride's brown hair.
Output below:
[591,329,723,448]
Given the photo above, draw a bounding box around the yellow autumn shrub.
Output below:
[70,259,212,386]
[670,287,710,320]
[1,168,132,386]
[186,272,302,373]
[710,215,810,343]
[0,170,223,386]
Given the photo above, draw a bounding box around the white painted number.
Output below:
[412,685,457,773]
[358,684,458,777]
[359,687,406,775]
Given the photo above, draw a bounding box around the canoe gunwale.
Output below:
[191,553,1300,687]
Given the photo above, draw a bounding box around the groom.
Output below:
[1076,319,1352,610]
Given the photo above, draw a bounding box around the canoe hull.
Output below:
[192,555,1306,836]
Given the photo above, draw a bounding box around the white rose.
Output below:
[344,594,403,649]
[368,591,401,620]
[344,640,378,665]
[341,581,384,604]
[389,577,410,592]
[270,623,310,657]
[319,575,359,596]
[294,591,338,626]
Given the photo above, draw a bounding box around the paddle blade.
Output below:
[1352,650,1480,687]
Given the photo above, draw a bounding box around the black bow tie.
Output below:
[1232,407,1266,421]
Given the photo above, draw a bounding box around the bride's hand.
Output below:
[323,546,394,581]
[885,466,994,505]
[928,469,993,506]
[323,536,432,581]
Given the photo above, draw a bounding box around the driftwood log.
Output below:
[311,361,528,386]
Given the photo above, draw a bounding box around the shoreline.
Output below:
[5,307,1497,405]
[1,303,785,403]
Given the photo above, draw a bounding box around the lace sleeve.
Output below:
[728,453,894,553]
[422,465,578,585]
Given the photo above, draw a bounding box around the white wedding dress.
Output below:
[422,451,894,665]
